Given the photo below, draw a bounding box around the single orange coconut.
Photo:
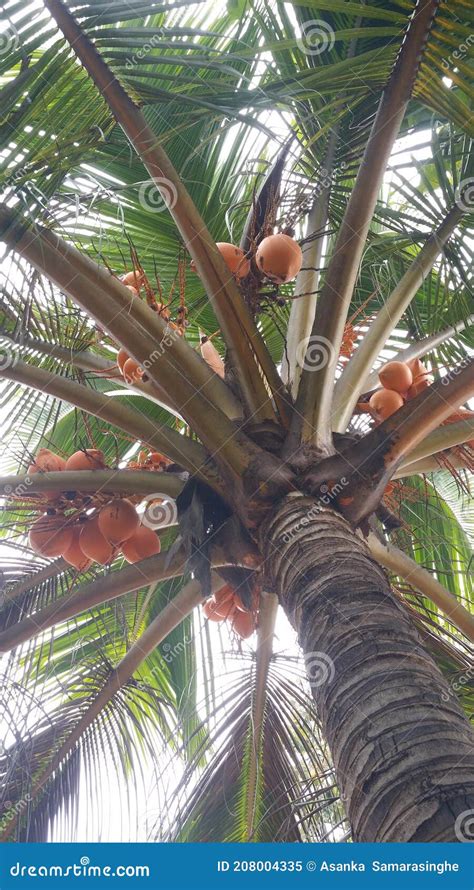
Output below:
[79,516,115,565]
[190,242,250,280]
[65,449,106,471]
[369,389,404,421]
[407,376,432,399]
[232,609,255,639]
[28,448,66,475]
[211,587,236,619]
[214,583,234,605]
[378,361,413,393]
[121,270,144,288]
[117,348,129,373]
[98,498,139,545]
[62,526,92,571]
[29,514,73,558]
[406,358,432,399]
[407,357,429,380]
[27,448,66,500]
[255,233,302,284]
[203,596,234,622]
[202,597,224,622]
[122,358,144,384]
[121,525,161,563]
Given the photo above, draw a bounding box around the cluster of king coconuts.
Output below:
[27,447,161,570]
[369,358,431,421]
[190,233,303,285]
[202,583,258,639]
[113,237,302,386]
[368,358,473,437]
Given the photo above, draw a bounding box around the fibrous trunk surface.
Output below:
[263,495,474,842]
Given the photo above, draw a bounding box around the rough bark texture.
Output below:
[262,494,474,842]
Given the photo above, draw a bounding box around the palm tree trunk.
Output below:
[262,494,474,842]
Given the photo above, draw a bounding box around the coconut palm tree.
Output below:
[0,0,473,843]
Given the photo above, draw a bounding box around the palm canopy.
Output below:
[0,0,472,842]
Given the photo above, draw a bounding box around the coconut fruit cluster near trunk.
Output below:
[367,358,471,433]
[29,497,161,570]
[25,447,163,571]
[202,583,259,639]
